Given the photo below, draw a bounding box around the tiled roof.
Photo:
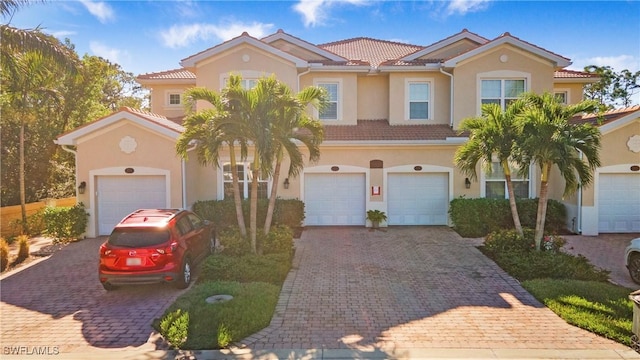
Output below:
[323,120,463,141]
[319,38,423,68]
[572,105,640,126]
[137,68,196,80]
[554,69,597,79]
[119,107,185,132]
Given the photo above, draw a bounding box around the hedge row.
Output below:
[192,198,304,230]
[449,198,567,238]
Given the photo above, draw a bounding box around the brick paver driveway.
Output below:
[241,227,631,355]
[0,237,185,355]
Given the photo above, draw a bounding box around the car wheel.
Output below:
[209,231,217,254]
[629,253,640,284]
[102,282,118,291]
[175,257,192,289]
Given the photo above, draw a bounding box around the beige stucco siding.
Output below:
[552,83,585,105]
[419,39,483,61]
[300,72,359,125]
[357,75,389,119]
[184,155,218,205]
[452,45,556,129]
[147,84,192,118]
[388,72,451,125]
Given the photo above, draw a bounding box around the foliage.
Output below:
[193,198,305,231]
[366,210,387,223]
[522,279,633,346]
[0,238,9,272]
[583,65,640,108]
[155,281,280,349]
[159,309,189,348]
[216,227,252,257]
[480,229,609,282]
[449,198,567,237]
[42,203,89,244]
[16,234,29,261]
[199,253,292,285]
[259,225,294,257]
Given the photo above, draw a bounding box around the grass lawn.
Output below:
[522,278,634,346]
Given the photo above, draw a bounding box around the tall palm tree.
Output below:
[455,102,525,236]
[262,79,326,235]
[176,85,248,237]
[516,92,601,250]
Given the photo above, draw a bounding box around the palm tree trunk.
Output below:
[503,164,523,237]
[249,150,259,254]
[228,144,246,237]
[264,150,282,235]
[534,163,551,250]
[19,118,28,234]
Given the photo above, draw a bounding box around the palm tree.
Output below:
[176,85,248,237]
[516,92,601,250]
[262,79,326,235]
[454,102,525,236]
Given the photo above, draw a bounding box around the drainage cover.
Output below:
[205,295,234,304]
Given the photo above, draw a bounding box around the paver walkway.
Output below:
[239,227,632,356]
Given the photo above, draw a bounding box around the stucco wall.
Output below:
[300,72,359,125]
[388,72,451,125]
[147,84,192,118]
[357,75,389,120]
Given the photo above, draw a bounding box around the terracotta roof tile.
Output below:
[554,69,598,79]
[319,38,423,67]
[322,120,462,141]
[119,107,184,132]
[571,105,640,126]
[137,68,195,80]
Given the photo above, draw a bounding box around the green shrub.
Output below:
[260,225,294,256]
[218,227,252,257]
[193,198,305,230]
[0,238,9,272]
[449,198,567,237]
[217,323,232,348]
[159,309,189,348]
[199,253,292,285]
[42,203,89,244]
[273,199,305,228]
[16,235,30,261]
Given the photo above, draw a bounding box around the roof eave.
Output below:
[554,77,599,84]
[378,64,442,72]
[262,31,347,62]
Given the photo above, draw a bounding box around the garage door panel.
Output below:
[388,173,448,226]
[305,173,365,226]
[598,173,640,233]
[97,176,166,235]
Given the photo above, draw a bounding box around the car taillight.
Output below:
[99,244,112,256]
[157,242,178,255]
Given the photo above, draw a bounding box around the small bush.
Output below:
[16,235,30,261]
[218,227,252,257]
[42,203,89,244]
[193,198,305,230]
[0,238,9,272]
[217,323,232,348]
[159,309,189,348]
[273,199,305,228]
[199,253,292,285]
[260,225,293,256]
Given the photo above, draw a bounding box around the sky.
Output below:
[7,0,640,102]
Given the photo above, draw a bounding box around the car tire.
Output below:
[175,257,192,289]
[102,282,118,291]
[629,253,640,284]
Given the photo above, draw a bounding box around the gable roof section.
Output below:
[136,68,196,85]
[443,32,571,68]
[401,29,488,62]
[572,105,640,134]
[55,107,184,146]
[318,37,422,68]
[262,29,346,63]
[180,32,308,68]
[322,120,464,142]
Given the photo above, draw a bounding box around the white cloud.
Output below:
[89,41,126,64]
[568,54,640,73]
[446,0,492,16]
[79,0,115,23]
[49,30,76,39]
[160,22,274,49]
[293,0,370,27]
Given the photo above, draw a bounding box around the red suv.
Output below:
[99,209,216,291]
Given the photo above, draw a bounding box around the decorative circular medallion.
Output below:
[119,136,137,154]
[627,135,640,153]
[242,54,250,62]
[499,54,508,63]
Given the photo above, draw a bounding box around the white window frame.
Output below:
[554,89,570,104]
[405,78,433,121]
[164,90,183,108]
[477,70,530,114]
[314,78,342,121]
[480,158,532,199]
[220,70,267,90]
[220,162,270,200]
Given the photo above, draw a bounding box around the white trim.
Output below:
[479,160,533,199]
[262,31,346,62]
[164,89,183,109]
[86,167,171,237]
[402,32,488,61]
[476,71,530,115]
[220,70,267,90]
[553,88,570,104]
[405,78,434,121]
[216,160,271,201]
[598,110,640,135]
[314,78,343,121]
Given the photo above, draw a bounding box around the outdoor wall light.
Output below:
[464,178,471,189]
[283,178,290,189]
[78,181,87,195]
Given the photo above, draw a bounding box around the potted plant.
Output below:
[366,210,387,229]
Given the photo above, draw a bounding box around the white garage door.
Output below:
[305,173,366,226]
[598,173,640,233]
[388,173,449,225]
[97,175,167,235]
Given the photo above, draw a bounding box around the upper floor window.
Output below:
[223,163,268,200]
[485,161,530,199]
[317,82,339,120]
[408,81,431,120]
[166,91,183,107]
[481,79,525,109]
[169,94,181,105]
[554,90,568,104]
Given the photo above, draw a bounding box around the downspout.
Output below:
[297,67,311,92]
[439,67,454,128]
[576,150,584,234]
[182,143,198,209]
[60,145,79,198]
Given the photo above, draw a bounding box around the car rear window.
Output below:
[108,228,170,248]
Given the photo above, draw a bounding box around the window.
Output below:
[485,161,530,199]
[554,91,568,104]
[481,79,525,109]
[169,94,181,105]
[318,82,339,120]
[408,81,431,120]
[223,163,268,200]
